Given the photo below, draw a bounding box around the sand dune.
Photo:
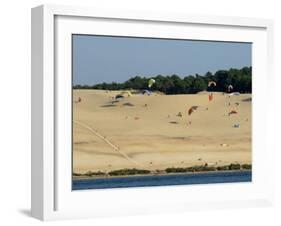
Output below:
[73,89,251,173]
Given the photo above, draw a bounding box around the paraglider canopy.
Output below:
[229,92,240,96]
[228,110,238,115]
[115,94,125,100]
[120,91,132,97]
[148,79,156,88]
[142,90,152,95]
[208,81,216,87]
[187,106,198,115]
[208,81,216,93]
[227,85,233,93]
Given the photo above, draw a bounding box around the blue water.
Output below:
[72,171,252,190]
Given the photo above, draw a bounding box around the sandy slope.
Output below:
[73,89,251,173]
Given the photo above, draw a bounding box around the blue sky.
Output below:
[73,35,251,85]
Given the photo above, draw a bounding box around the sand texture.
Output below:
[73,90,251,173]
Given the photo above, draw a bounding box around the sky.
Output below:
[72,35,251,85]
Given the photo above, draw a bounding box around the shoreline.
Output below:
[73,170,252,181]
[73,168,252,181]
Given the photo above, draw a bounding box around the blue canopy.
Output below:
[142,90,152,95]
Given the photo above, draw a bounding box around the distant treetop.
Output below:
[73,66,252,94]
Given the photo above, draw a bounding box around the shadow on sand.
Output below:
[100,104,118,107]
[242,97,252,102]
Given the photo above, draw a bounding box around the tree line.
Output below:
[73,66,252,94]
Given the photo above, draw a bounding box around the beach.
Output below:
[73,89,252,174]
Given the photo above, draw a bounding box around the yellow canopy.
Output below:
[120,91,132,97]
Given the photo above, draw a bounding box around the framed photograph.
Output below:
[31,4,274,221]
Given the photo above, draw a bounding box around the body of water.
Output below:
[72,171,252,190]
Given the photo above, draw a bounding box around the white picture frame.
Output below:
[31,4,274,221]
